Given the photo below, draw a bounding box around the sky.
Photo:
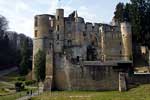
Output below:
[0,0,130,38]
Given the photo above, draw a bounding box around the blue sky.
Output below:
[0,0,130,38]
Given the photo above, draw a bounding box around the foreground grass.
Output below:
[0,89,9,96]
[0,87,37,100]
[0,71,20,82]
[32,84,150,100]
[0,70,37,99]
[0,91,27,100]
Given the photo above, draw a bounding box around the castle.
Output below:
[32,9,133,91]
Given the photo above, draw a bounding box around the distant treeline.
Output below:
[0,14,33,74]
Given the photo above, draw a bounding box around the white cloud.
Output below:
[15,1,30,12]
[0,0,103,38]
[47,0,58,14]
[77,6,101,23]
[0,0,34,37]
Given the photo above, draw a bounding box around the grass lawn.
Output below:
[0,70,37,99]
[0,82,12,88]
[0,91,27,100]
[0,81,14,96]
[0,89,9,96]
[0,87,38,100]
[0,71,20,82]
[0,71,19,96]
[31,84,150,100]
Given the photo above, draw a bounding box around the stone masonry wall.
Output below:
[127,74,150,85]
[54,57,119,90]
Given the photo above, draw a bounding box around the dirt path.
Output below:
[0,66,18,77]
[16,87,43,100]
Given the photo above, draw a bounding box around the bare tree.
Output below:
[0,15,8,32]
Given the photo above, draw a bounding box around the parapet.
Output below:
[76,17,85,23]
[85,22,93,32]
[34,14,54,38]
[56,9,64,18]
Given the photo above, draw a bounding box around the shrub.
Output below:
[34,50,46,82]
[15,81,25,92]
[25,80,36,86]
[17,76,25,81]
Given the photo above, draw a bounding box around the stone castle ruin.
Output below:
[32,8,134,91]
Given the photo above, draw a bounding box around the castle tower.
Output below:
[72,11,85,59]
[121,22,132,61]
[32,14,53,80]
[54,9,64,53]
[44,48,53,91]
[74,11,81,46]
[53,9,65,90]
[100,26,106,62]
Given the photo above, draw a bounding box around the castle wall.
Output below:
[72,17,85,46]
[44,47,54,91]
[100,25,122,61]
[85,23,93,44]
[32,9,134,91]
[54,58,119,90]
[70,66,119,90]
[64,19,72,47]
[127,74,150,85]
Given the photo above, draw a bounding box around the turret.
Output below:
[100,26,106,61]
[32,14,53,80]
[121,22,132,61]
[54,9,64,53]
[73,11,82,46]
[34,15,51,38]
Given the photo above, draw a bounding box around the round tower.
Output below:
[33,14,51,57]
[32,14,52,79]
[34,15,51,38]
[100,26,106,62]
[121,22,132,61]
[54,9,64,53]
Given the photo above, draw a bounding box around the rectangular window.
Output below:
[35,30,38,37]
[92,26,94,29]
[57,16,59,20]
[35,17,38,27]
[120,42,122,46]
[57,25,59,31]
[85,26,87,29]
[77,56,80,62]
[49,29,53,33]
[83,32,86,37]
[57,34,59,40]
[120,50,122,54]
[68,40,72,46]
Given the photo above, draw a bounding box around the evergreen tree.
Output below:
[114,0,150,48]
[0,34,10,65]
[34,50,46,82]
[19,38,30,75]
[0,15,32,68]
[114,2,125,23]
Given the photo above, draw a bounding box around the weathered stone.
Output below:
[32,9,133,91]
[119,72,127,92]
